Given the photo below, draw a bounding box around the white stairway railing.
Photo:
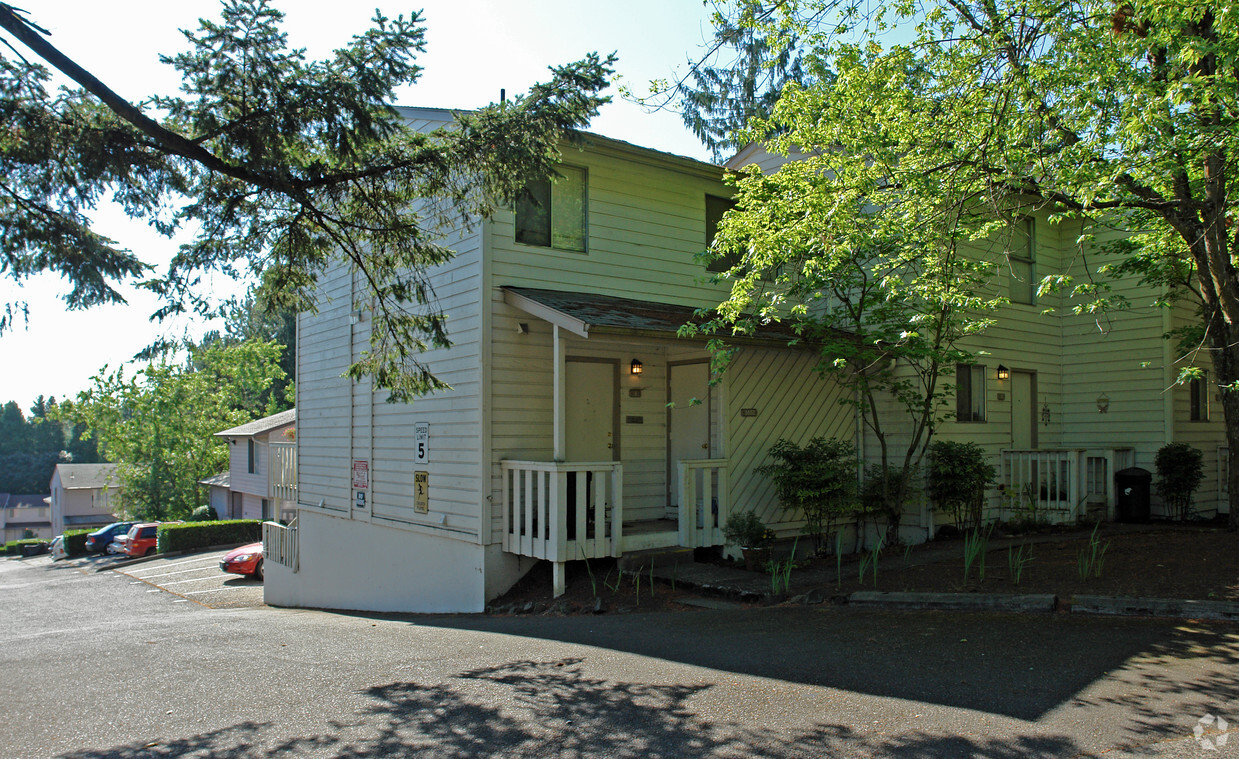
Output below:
[270,442,297,502]
[677,459,729,548]
[263,515,298,572]
[501,461,624,564]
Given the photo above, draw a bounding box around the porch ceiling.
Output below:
[501,286,804,344]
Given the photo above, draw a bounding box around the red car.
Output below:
[220,542,264,581]
[122,520,180,557]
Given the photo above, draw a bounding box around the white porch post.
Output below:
[552,325,566,594]
[553,325,566,461]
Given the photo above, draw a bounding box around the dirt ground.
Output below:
[489,524,1239,615]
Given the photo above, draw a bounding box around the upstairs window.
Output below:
[515,166,587,252]
[705,194,740,273]
[956,364,987,422]
[1190,372,1210,421]
[247,440,256,474]
[1007,218,1036,305]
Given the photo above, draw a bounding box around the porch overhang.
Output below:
[501,286,806,345]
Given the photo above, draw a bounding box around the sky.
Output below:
[0,0,720,413]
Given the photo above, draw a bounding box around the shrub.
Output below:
[927,440,996,532]
[157,520,262,554]
[723,510,774,548]
[860,464,921,547]
[63,529,92,556]
[189,505,219,522]
[1155,442,1204,520]
[758,437,858,554]
[5,538,48,556]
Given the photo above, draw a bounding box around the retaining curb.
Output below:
[849,591,1058,613]
[1071,595,1239,621]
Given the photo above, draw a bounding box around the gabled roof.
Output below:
[214,409,296,439]
[2,494,50,509]
[54,464,119,491]
[501,287,806,344]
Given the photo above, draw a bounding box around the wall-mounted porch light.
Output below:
[630,359,644,376]
[996,364,1010,381]
[1041,403,1052,426]
[1096,392,1110,414]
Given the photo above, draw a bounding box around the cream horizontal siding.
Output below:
[489,144,733,311]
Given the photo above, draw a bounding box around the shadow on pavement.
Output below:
[54,658,1082,758]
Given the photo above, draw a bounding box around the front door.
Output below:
[1011,370,1037,449]
[565,360,616,461]
[668,361,713,510]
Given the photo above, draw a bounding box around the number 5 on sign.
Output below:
[414,471,429,513]
[414,422,429,464]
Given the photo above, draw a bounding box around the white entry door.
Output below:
[1011,370,1037,449]
[566,360,616,461]
[668,362,713,509]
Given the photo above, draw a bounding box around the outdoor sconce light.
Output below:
[630,359,643,376]
[1096,392,1110,414]
[996,365,1010,381]
[1041,403,1052,426]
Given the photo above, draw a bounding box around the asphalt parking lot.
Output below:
[110,548,265,609]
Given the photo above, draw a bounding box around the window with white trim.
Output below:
[1008,218,1036,305]
[956,364,987,422]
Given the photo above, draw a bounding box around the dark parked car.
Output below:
[85,522,137,553]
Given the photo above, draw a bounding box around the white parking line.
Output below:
[160,575,233,587]
[182,586,254,595]
[131,563,225,580]
[131,554,226,572]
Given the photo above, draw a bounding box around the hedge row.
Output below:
[4,538,47,556]
[63,529,92,557]
[157,520,262,554]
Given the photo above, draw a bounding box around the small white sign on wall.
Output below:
[414,422,429,464]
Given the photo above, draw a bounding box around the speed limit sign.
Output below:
[414,422,429,464]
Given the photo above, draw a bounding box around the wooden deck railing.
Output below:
[500,461,624,564]
[1001,448,1133,522]
[270,442,297,502]
[676,459,729,548]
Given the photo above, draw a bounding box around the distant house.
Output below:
[213,409,296,521]
[0,494,53,541]
[48,464,120,535]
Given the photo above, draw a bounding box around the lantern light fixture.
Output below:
[1096,392,1110,413]
[630,359,643,376]
[996,365,1010,381]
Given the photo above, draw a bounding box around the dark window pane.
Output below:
[515,179,552,248]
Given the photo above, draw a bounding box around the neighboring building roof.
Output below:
[4,493,51,509]
[200,472,231,488]
[54,464,120,491]
[501,287,808,345]
[214,409,296,439]
[63,514,115,526]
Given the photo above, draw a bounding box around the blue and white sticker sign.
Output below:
[414,422,429,464]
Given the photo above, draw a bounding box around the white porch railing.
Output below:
[263,515,298,572]
[501,461,624,565]
[677,459,729,548]
[270,442,297,502]
[1001,449,1133,522]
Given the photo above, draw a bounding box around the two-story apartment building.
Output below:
[265,108,852,613]
[48,463,120,535]
[1,494,52,541]
[212,409,297,521]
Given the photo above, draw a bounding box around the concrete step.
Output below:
[618,546,695,572]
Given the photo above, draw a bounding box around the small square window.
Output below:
[1190,372,1209,421]
[956,364,987,422]
[1007,218,1035,305]
[515,166,586,252]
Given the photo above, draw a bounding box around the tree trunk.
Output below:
[1205,312,1239,529]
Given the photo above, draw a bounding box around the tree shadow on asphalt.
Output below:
[54,658,1080,758]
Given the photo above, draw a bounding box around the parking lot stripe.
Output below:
[132,564,227,580]
[134,554,227,571]
[182,586,254,595]
[160,575,233,587]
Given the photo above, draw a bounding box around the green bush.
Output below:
[1155,442,1204,520]
[723,510,775,548]
[927,440,996,532]
[157,520,262,554]
[5,538,48,556]
[63,529,92,556]
[758,437,858,554]
[189,505,219,522]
